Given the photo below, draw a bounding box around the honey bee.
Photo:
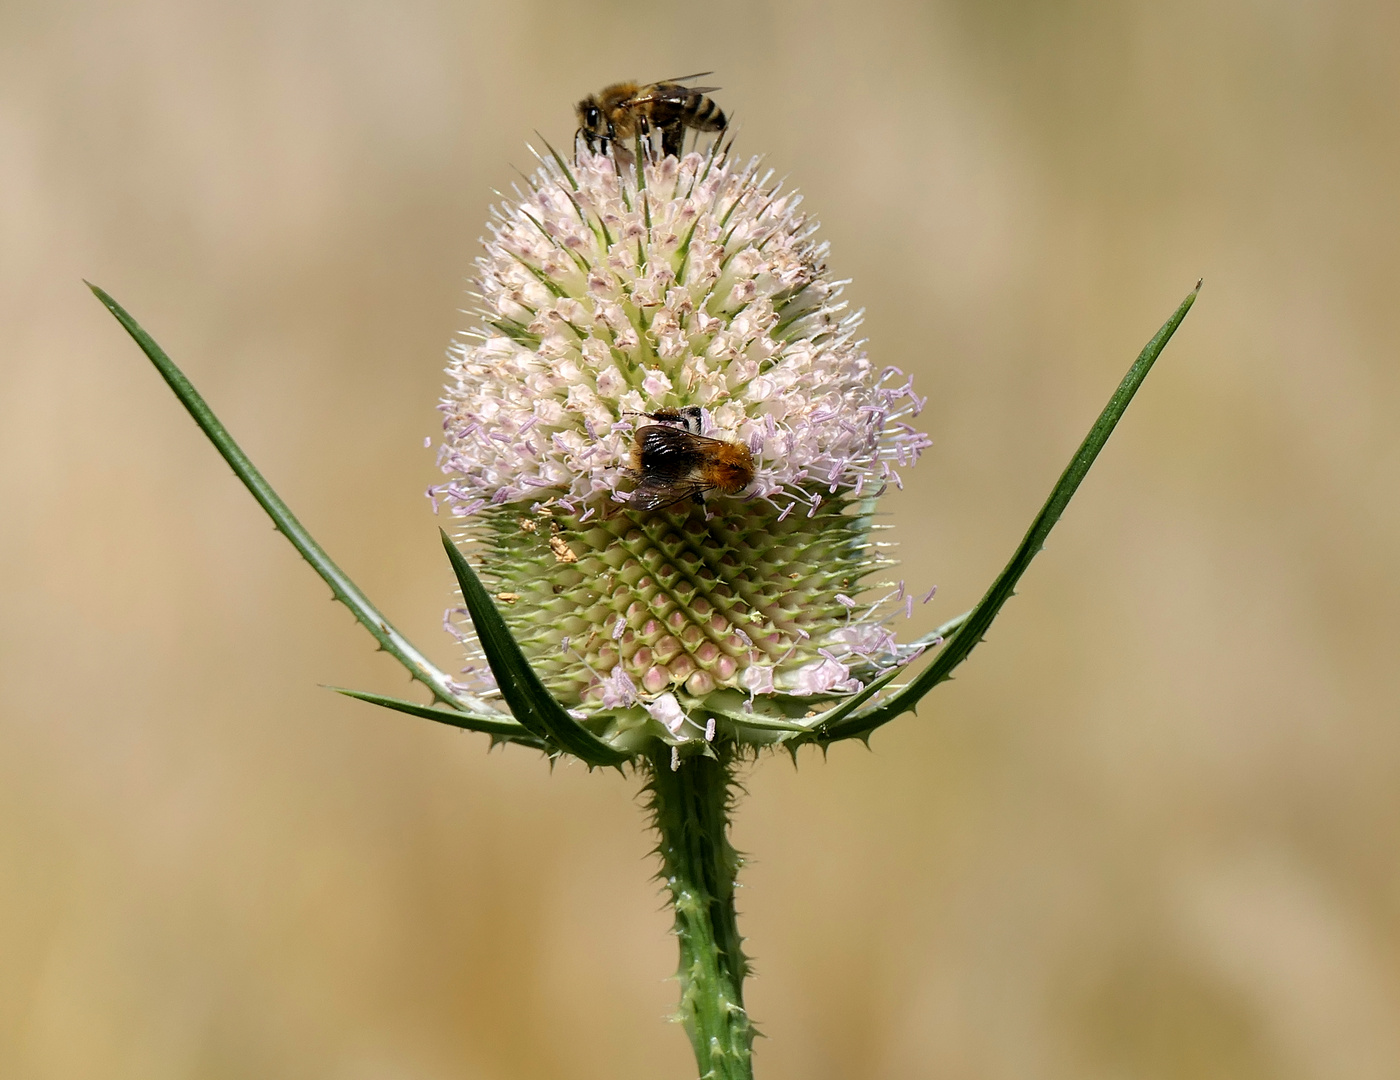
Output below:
[626,406,756,512]
[576,74,727,158]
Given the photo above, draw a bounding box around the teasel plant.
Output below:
[90,120,1198,1079]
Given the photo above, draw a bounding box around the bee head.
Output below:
[576,96,605,137]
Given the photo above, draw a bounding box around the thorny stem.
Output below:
[645,743,756,1080]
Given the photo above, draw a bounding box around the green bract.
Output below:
[89,275,1199,763]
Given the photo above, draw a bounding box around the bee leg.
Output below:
[660,122,683,159]
[691,489,706,508]
[644,120,667,162]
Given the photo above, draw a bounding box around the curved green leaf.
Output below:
[88,282,502,718]
[819,282,1201,744]
[329,687,545,748]
[440,530,631,766]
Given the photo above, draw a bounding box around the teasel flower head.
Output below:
[433,142,931,758]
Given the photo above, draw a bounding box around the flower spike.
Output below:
[433,148,933,752]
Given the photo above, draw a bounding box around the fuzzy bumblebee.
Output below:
[624,406,756,511]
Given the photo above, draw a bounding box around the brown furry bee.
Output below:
[576,75,727,158]
[626,406,755,511]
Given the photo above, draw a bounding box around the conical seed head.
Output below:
[436,145,929,752]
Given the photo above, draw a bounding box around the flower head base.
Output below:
[435,143,929,755]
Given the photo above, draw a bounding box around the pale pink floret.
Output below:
[741,664,775,695]
[434,149,928,518]
[598,666,638,709]
[785,658,862,696]
[645,694,687,736]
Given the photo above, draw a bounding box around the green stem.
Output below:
[645,744,755,1080]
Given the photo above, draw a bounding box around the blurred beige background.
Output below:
[3,0,1399,1077]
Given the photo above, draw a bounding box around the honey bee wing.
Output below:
[627,476,711,512]
[638,82,720,104]
[658,70,716,84]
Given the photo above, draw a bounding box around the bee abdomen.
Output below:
[684,94,726,132]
